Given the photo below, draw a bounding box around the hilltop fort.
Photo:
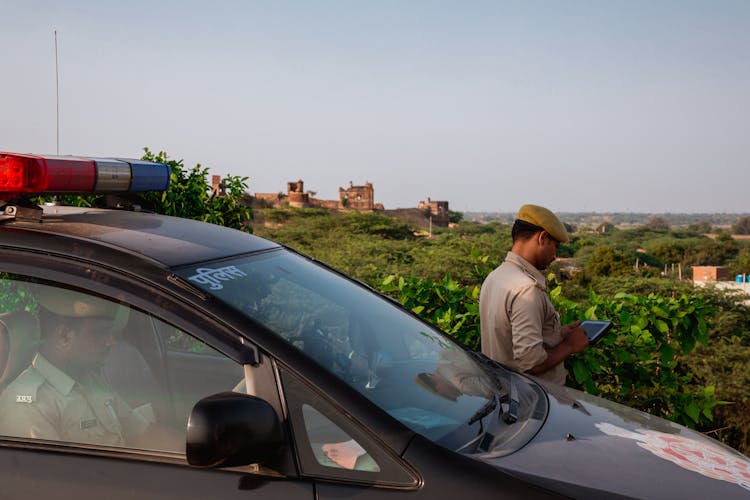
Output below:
[248,178,451,227]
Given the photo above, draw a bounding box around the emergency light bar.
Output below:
[0,152,170,198]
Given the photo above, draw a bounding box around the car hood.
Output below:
[483,380,750,499]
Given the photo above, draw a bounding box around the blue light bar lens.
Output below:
[119,159,171,192]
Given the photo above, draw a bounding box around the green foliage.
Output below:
[256,210,511,286]
[732,216,750,235]
[264,207,329,223]
[552,286,721,428]
[379,274,481,350]
[644,216,670,230]
[139,148,252,231]
[448,210,464,223]
[687,239,738,266]
[648,241,689,266]
[0,276,37,314]
[685,337,750,454]
[688,221,713,234]
[343,212,415,239]
[581,275,750,453]
[732,247,750,276]
[585,246,633,277]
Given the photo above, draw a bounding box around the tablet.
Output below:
[580,320,613,344]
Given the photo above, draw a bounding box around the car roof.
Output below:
[0,205,279,268]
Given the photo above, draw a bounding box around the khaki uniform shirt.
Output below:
[479,252,565,385]
[0,353,151,446]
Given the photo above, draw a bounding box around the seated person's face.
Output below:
[66,317,120,371]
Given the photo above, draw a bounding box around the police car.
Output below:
[0,152,748,499]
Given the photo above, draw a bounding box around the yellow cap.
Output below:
[517,204,569,243]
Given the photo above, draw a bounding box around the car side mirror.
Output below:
[186,391,283,468]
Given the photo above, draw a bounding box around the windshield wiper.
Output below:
[502,374,519,424]
[457,393,498,454]
[468,394,498,426]
[466,350,518,424]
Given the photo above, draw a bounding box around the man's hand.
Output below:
[527,321,589,378]
[560,320,581,338]
[562,323,589,354]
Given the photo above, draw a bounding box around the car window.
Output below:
[279,367,417,487]
[302,404,380,472]
[0,277,243,456]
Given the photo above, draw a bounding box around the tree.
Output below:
[732,216,750,235]
[448,210,463,224]
[733,247,750,276]
[649,242,687,267]
[139,148,252,231]
[644,216,670,230]
[688,221,713,234]
[585,246,633,277]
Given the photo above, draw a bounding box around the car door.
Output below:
[0,259,314,500]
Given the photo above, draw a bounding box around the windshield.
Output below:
[176,249,510,445]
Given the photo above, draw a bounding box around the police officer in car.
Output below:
[0,288,178,450]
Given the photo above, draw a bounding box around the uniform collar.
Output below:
[505,251,547,290]
[31,353,76,396]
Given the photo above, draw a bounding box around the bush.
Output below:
[685,337,750,455]
[732,216,750,235]
[552,286,721,428]
[585,246,633,277]
[379,274,481,350]
[139,149,252,231]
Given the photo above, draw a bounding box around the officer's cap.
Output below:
[36,286,129,327]
[517,204,569,243]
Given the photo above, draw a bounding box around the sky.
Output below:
[1,0,749,213]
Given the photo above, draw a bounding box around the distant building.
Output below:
[417,197,449,227]
[693,266,750,304]
[339,181,375,211]
[692,266,730,283]
[287,180,309,208]
[211,175,225,196]
[254,179,381,211]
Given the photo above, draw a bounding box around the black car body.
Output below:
[1,153,749,499]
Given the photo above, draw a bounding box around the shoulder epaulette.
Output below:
[6,368,45,404]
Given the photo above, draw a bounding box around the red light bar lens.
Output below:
[0,154,32,192]
[42,156,97,192]
[0,153,96,196]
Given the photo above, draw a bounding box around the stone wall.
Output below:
[417,197,450,226]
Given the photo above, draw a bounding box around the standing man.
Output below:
[480,204,588,385]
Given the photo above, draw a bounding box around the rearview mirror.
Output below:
[186,391,283,468]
